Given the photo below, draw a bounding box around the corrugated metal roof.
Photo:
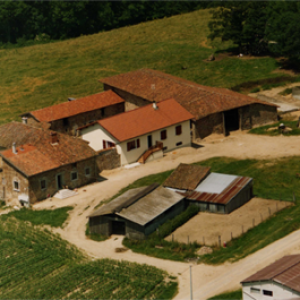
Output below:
[163,163,211,191]
[182,176,252,205]
[89,185,185,226]
[100,69,277,120]
[241,255,300,293]
[194,172,238,194]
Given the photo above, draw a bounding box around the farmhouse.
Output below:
[78,98,194,166]
[88,183,186,240]
[21,90,125,136]
[163,163,253,214]
[100,69,278,139]
[241,255,300,299]
[0,122,97,205]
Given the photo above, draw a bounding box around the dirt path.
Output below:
[34,131,300,300]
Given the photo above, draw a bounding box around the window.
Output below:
[85,167,91,177]
[160,130,167,140]
[176,141,182,146]
[13,180,19,191]
[263,290,273,296]
[71,171,78,181]
[250,287,260,294]
[127,139,140,151]
[175,125,182,135]
[102,140,116,150]
[41,179,46,190]
[63,118,69,126]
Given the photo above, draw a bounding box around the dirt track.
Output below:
[34,130,300,300]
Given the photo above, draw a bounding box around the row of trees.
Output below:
[0,1,211,45]
[208,1,300,62]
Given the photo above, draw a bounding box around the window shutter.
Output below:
[103,140,106,149]
[137,139,140,148]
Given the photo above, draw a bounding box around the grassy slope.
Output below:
[249,120,300,136]
[108,157,300,263]
[0,217,177,299]
[208,289,242,300]
[0,9,282,125]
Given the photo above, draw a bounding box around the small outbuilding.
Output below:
[88,183,186,240]
[241,255,300,299]
[163,163,253,214]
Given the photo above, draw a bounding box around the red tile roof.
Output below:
[181,176,252,205]
[95,98,194,142]
[0,122,96,177]
[241,255,300,293]
[100,69,277,120]
[28,90,124,122]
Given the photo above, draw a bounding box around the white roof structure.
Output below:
[195,172,238,194]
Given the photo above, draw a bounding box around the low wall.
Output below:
[96,148,121,172]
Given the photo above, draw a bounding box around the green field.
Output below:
[0,217,177,299]
[97,156,300,263]
[0,8,290,125]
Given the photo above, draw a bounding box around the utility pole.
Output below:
[190,265,193,300]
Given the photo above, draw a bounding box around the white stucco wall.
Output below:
[117,120,191,165]
[80,123,116,151]
[80,120,191,166]
[242,281,300,300]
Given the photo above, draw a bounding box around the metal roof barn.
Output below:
[88,184,186,240]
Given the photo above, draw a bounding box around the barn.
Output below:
[241,255,300,299]
[163,163,253,214]
[100,69,278,139]
[88,183,186,240]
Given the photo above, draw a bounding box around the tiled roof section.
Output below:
[241,255,300,293]
[97,98,194,142]
[29,90,124,122]
[0,122,95,177]
[100,69,277,119]
[181,176,252,205]
[163,163,211,191]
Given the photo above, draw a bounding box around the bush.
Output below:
[250,87,260,93]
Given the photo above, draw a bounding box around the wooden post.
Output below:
[218,235,221,248]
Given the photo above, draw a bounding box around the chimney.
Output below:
[22,117,28,124]
[12,142,17,154]
[50,132,59,144]
[153,101,158,110]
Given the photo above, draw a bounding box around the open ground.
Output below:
[165,198,290,246]
[31,121,300,300]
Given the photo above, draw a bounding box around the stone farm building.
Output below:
[100,69,278,139]
[21,90,125,136]
[78,99,194,166]
[241,255,300,299]
[0,122,97,205]
[88,183,185,240]
[163,163,253,214]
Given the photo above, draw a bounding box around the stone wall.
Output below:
[104,85,150,111]
[50,103,125,135]
[96,148,120,171]
[249,103,278,127]
[0,161,29,201]
[1,157,97,205]
[194,112,224,139]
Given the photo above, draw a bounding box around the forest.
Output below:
[0,0,211,46]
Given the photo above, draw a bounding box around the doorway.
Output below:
[147,135,152,148]
[57,174,63,190]
[111,220,126,235]
[224,109,240,135]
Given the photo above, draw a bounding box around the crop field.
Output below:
[0,8,288,125]
[0,217,177,299]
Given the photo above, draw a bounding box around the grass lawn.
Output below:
[0,8,290,125]
[1,206,73,227]
[115,157,300,263]
[208,289,242,300]
[249,120,300,136]
[0,217,177,299]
